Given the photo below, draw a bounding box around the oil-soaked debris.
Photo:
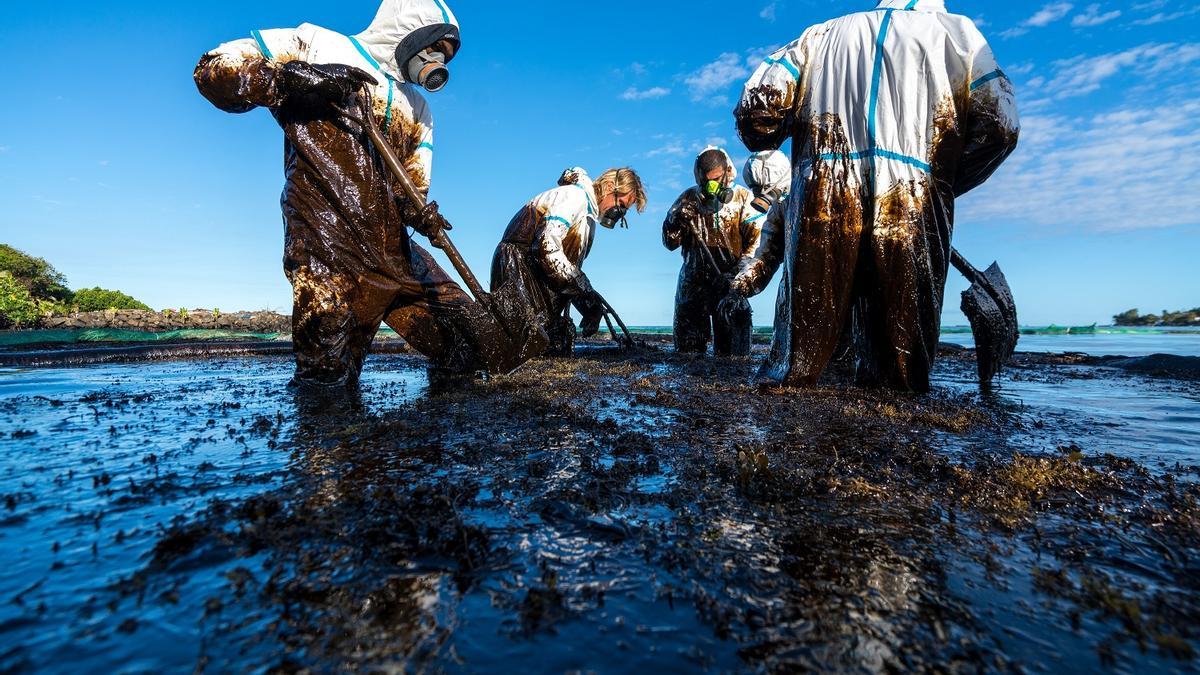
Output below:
[0,345,1197,672]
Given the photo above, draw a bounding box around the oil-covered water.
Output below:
[1,348,1197,672]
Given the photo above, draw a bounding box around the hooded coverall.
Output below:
[742,150,793,212]
[663,148,764,357]
[732,0,1019,392]
[195,0,497,386]
[490,168,604,356]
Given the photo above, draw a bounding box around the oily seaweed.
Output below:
[0,346,1197,672]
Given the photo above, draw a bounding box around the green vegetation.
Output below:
[0,244,72,303]
[0,244,151,328]
[1114,308,1200,327]
[72,287,152,313]
[0,272,40,329]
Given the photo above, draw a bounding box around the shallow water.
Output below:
[939,327,1200,358]
[939,361,1200,469]
[1,349,1197,672]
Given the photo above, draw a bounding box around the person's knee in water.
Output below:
[490,167,647,357]
[663,147,764,357]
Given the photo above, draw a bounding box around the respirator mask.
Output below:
[407,48,449,92]
[701,179,734,212]
[600,204,629,229]
[749,186,785,213]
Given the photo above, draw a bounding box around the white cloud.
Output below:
[684,52,754,103]
[1045,43,1200,99]
[1001,2,1074,38]
[644,139,687,159]
[1072,4,1121,26]
[1007,62,1037,76]
[1133,6,1200,25]
[961,99,1200,232]
[620,86,671,101]
[760,3,777,22]
[1029,2,1075,26]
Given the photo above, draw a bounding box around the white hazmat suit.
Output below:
[663,148,764,356]
[195,0,535,386]
[732,0,1019,392]
[491,168,606,355]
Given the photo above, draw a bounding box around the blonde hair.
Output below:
[595,167,647,213]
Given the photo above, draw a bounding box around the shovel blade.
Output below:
[960,261,1019,385]
[464,280,550,376]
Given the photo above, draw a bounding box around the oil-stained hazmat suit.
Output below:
[663,148,764,357]
[490,168,607,356]
[732,0,1019,392]
[742,150,793,218]
[196,0,510,386]
[719,150,791,337]
[730,150,859,367]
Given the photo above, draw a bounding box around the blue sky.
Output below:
[1,0,1197,327]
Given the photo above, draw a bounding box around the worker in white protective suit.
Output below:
[717,150,792,322]
[491,167,647,356]
[727,0,1019,393]
[743,150,794,218]
[195,0,539,387]
[662,147,765,357]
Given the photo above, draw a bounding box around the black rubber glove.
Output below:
[718,288,751,322]
[279,61,378,108]
[407,200,453,239]
[573,287,606,338]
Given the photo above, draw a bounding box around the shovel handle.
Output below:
[599,297,634,346]
[950,248,981,286]
[602,312,619,342]
[343,102,490,302]
[687,221,727,281]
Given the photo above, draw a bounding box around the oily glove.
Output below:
[573,286,606,339]
[405,200,454,240]
[718,287,751,323]
[279,61,378,108]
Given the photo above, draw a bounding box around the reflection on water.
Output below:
[0,349,1196,672]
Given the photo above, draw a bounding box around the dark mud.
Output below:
[1,344,1198,673]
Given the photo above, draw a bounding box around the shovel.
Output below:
[598,294,636,347]
[950,248,1019,386]
[572,298,634,349]
[339,100,548,374]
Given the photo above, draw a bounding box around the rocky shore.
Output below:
[39,309,291,333]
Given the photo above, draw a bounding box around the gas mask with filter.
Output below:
[406,48,449,92]
[700,179,734,213]
[394,24,460,94]
[600,204,629,229]
[749,185,785,214]
[694,147,736,214]
[742,150,792,214]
